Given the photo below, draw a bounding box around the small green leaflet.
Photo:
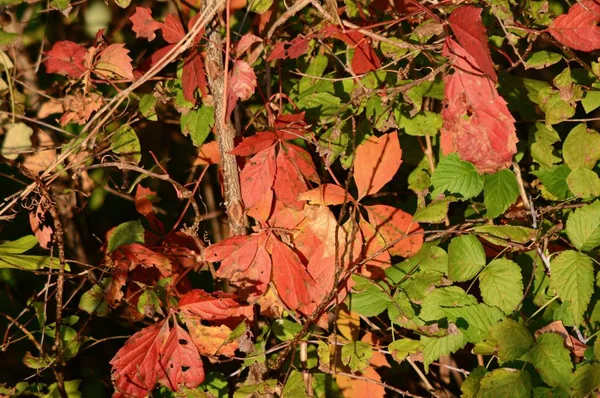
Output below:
[106,220,145,253]
[447,234,486,282]
[566,201,600,251]
[528,123,561,168]
[525,51,563,70]
[484,170,519,219]
[479,258,523,314]
[488,318,533,361]
[421,325,465,371]
[567,168,600,199]
[537,87,575,125]
[341,341,372,373]
[419,286,477,322]
[347,283,391,317]
[413,197,454,223]
[441,303,504,343]
[139,94,158,121]
[532,164,572,200]
[388,339,421,363]
[111,125,141,164]
[550,250,594,325]
[477,368,532,398]
[474,225,535,246]
[562,123,600,170]
[431,153,483,200]
[282,370,308,398]
[0,235,58,270]
[248,0,273,14]
[527,333,572,391]
[180,106,215,147]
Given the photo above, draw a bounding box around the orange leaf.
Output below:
[178,289,253,325]
[273,149,309,210]
[365,205,423,257]
[129,7,162,42]
[354,132,402,199]
[240,145,277,209]
[271,237,315,310]
[549,0,600,52]
[335,366,386,398]
[95,44,134,80]
[186,317,239,357]
[298,184,351,206]
[194,141,220,165]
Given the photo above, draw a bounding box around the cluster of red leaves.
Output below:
[441,6,517,173]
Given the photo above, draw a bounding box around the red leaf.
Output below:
[549,0,600,52]
[227,60,257,118]
[182,50,208,102]
[113,243,172,276]
[130,7,162,41]
[448,5,497,82]
[273,149,309,210]
[204,235,252,262]
[365,204,423,257]
[45,41,87,78]
[194,141,221,165]
[135,185,164,232]
[354,132,402,199]
[158,323,204,392]
[352,36,382,75]
[161,14,185,43]
[441,39,517,173]
[287,36,311,59]
[240,145,277,209]
[236,33,263,56]
[285,144,319,182]
[267,42,288,61]
[148,44,177,69]
[271,238,315,310]
[94,44,134,80]
[110,321,170,398]
[178,289,253,324]
[298,184,350,206]
[230,131,278,156]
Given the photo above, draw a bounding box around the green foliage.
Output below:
[431,153,484,199]
[447,234,486,282]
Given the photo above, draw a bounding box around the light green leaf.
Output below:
[474,225,535,246]
[528,123,561,168]
[181,106,215,147]
[431,153,483,200]
[484,170,520,218]
[272,319,302,341]
[419,286,477,322]
[348,283,391,317]
[204,372,228,398]
[106,220,145,253]
[550,250,594,325]
[461,366,486,398]
[380,38,409,59]
[441,304,505,343]
[139,94,158,121]
[0,235,38,254]
[447,234,486,282]
[566,201,600,251]
[111,125,141,164]
[478,368,532,398]
[299,55,328,94]
[397,110,442,136]
[413,197,454,223]
[0,254,58,271]
[234,380,277,398]
[282,370,308,398]
[537,87,575,125]
[2,122,33,160]
[479,258,523,314]
[567,168,600,199]
[570,363,600,397]
[78,281,109,317]
[248,0,272,13]
[488,318,534,361]
[529,333,573,390]
[296,92,341,118]
[532,164,572,200]
[341,342,372,373]
[0,29,18,47]
[581,84,600,114]
[388,339,422,363]
[563,123,600,170]
[421,325,465,370]
[113,0,130,8]
[525,51,563,70]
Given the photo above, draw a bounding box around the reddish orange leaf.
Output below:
[135,185,163,232]
[240,145,277,209]
[336,366,386,398]
[236,33,262,56]
[365,204,423,257]
[354,132,402,199]
[273,149,309,210]
[185,316,239,357]
[194,141,220,165]
[160,14,185,43]
[227,60,257,118]
[110,321,170,398]
[182,50,208,102]
[285,144,319,182]
[113,243,172,276]
[157,323,204,392]
[230,131,277,156]
[298,184,351,206]
[44,41,87,78]
[441,39,517,173]
[271,237,316,310]
[323,27,381,74]
[361,332,390,368]
[549,0,600,52]
[94,44,134,80]
[448,5,497,82]
[178,289,253,324]
[130,7,162,42]
[359,218,392,276]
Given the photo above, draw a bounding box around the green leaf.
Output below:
[478,368,532,398]
[272,319,303,341]
[181,106,215,147]
[537,87,575,125]
[298,55,328,94]
[113,0,131,8]
[566,201,600,251]
[419,286,477,322]
[421,325,465,370]
[397,110,442,136]
[570,363,600,397]
[2,122,33,160]
[461,366,486,398]
[431,154,484,200]
[234,380,277,398]
[484,170,520,218]
[441,304,505,343]
[567,168,600,199]
[563,123,600,170]
[204,372,228,398]
[532,165,572,200]
[479,258,523,314]
[248,0,272,13]
[581,84,600,114]
[78,281,108,317]
[348,280,391,317]
[525,51,563,70]
[0,235,38,254]
[379,38,409,59]
[388,339,422,363]
[139,94,158,121]
[282,370,308,398]
[550,250,594,325]
[447,234,486,282]
[488,318,534,361]
[341,342,372,373]
[106,220,145,253]
[413,197,454,223]
[528,123,561,168]
[111,125,141,164]
[474,225,535,246]
[296,92,342,119]
[528,333,573,390]
[137,290,163,318]
[0,29,18,47]
[0,236,59,271]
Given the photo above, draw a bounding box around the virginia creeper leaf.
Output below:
[353,132,402,199]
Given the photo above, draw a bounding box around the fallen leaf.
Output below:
[130,7,162,41]
[549,0,600,52]
[354,132,402,199]
[44,41,87,78]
